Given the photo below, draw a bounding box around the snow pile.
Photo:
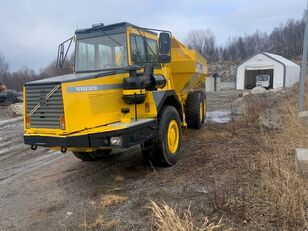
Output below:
[8,103,23,116]
[242,92,250,97]
[251,86,268,94]
[0,117,23,126]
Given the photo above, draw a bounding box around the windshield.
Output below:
[257,75,269,81]
[75,33,127,72]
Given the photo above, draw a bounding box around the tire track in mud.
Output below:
[0,118,66,185]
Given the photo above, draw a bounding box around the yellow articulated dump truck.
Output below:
[23,22,208,166]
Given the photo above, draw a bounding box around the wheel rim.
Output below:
[204,99,207,117]
[200,102,203,123]
[167,120,179,154]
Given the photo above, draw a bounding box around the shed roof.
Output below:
[263,52,299,68]
[238,52,300,69]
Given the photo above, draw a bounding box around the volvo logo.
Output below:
[67,84,123,93]
[75,86,98,92]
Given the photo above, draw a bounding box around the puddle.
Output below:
[206,110,232,124]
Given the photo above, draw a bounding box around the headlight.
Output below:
[110,137,122,146]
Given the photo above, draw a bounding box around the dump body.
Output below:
[170,38,207,96]
[23,22,208,162]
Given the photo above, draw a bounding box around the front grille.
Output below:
[26,84,64,129]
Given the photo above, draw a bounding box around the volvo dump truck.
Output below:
[23,22,208,166]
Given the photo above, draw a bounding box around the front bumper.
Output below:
[24,119,158,149]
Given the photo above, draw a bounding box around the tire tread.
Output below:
[186,91,202,129]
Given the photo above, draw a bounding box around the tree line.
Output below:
[186,12,306,63]
[0,11,306,91]
[0,54,73,91]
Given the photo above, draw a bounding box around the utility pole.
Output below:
[299,0,308,112]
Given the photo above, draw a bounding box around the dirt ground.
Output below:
[0,90,280,230]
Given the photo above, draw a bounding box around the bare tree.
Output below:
[185,11,305,63]
[8,66,37,91]
[186,29,219,62]
[0,53,9,84]
[39,54,74,79]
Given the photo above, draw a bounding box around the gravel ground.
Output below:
[0,91,242,231]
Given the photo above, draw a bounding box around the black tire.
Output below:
[73,149,112,161]
[185,91,203,129]
[142,106,181,167]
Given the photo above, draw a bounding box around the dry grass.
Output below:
[113,175,124,182]
[147,89,308,230]
[100,194,128,208]
[80,194,128,230]
[149,200,224,231]
[81,213,117,231]
[230,90,308,229]
[250,102,308,228]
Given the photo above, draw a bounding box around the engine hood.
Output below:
[25,69,125,86]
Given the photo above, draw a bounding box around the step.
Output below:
[295,148,308,178]
[299,111,308,127]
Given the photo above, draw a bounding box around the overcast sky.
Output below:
[0,0,306,72]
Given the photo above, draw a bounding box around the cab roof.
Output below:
[75,22,157,40]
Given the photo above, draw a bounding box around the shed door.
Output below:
[244,69,274,89]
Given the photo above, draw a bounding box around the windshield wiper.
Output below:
[99,29,126,48]
[93,68,126,78]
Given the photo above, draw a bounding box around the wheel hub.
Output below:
[167,120,179,154]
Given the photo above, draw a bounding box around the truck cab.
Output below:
[23,22,208,166]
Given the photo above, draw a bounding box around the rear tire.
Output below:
[185,91,203,129]
[142,106,181,167]
[73,149,112,161]
[201,92,207,124]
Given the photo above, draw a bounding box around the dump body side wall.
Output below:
[170,38,208,97]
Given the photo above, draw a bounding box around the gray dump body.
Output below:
[0,90,22,106]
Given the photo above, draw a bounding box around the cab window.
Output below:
[130,35,146,65]
[130,34,160,68]
[77,43,96,70]
[146,38,159,64]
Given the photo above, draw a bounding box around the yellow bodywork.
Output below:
[24,24,208,152]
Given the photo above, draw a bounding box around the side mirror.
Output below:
[159,32,171,63]
[56,37,73,69]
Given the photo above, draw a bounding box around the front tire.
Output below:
[142,106,182,167]
[73,149,112,161]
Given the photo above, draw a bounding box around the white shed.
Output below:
[236,52,300,89]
